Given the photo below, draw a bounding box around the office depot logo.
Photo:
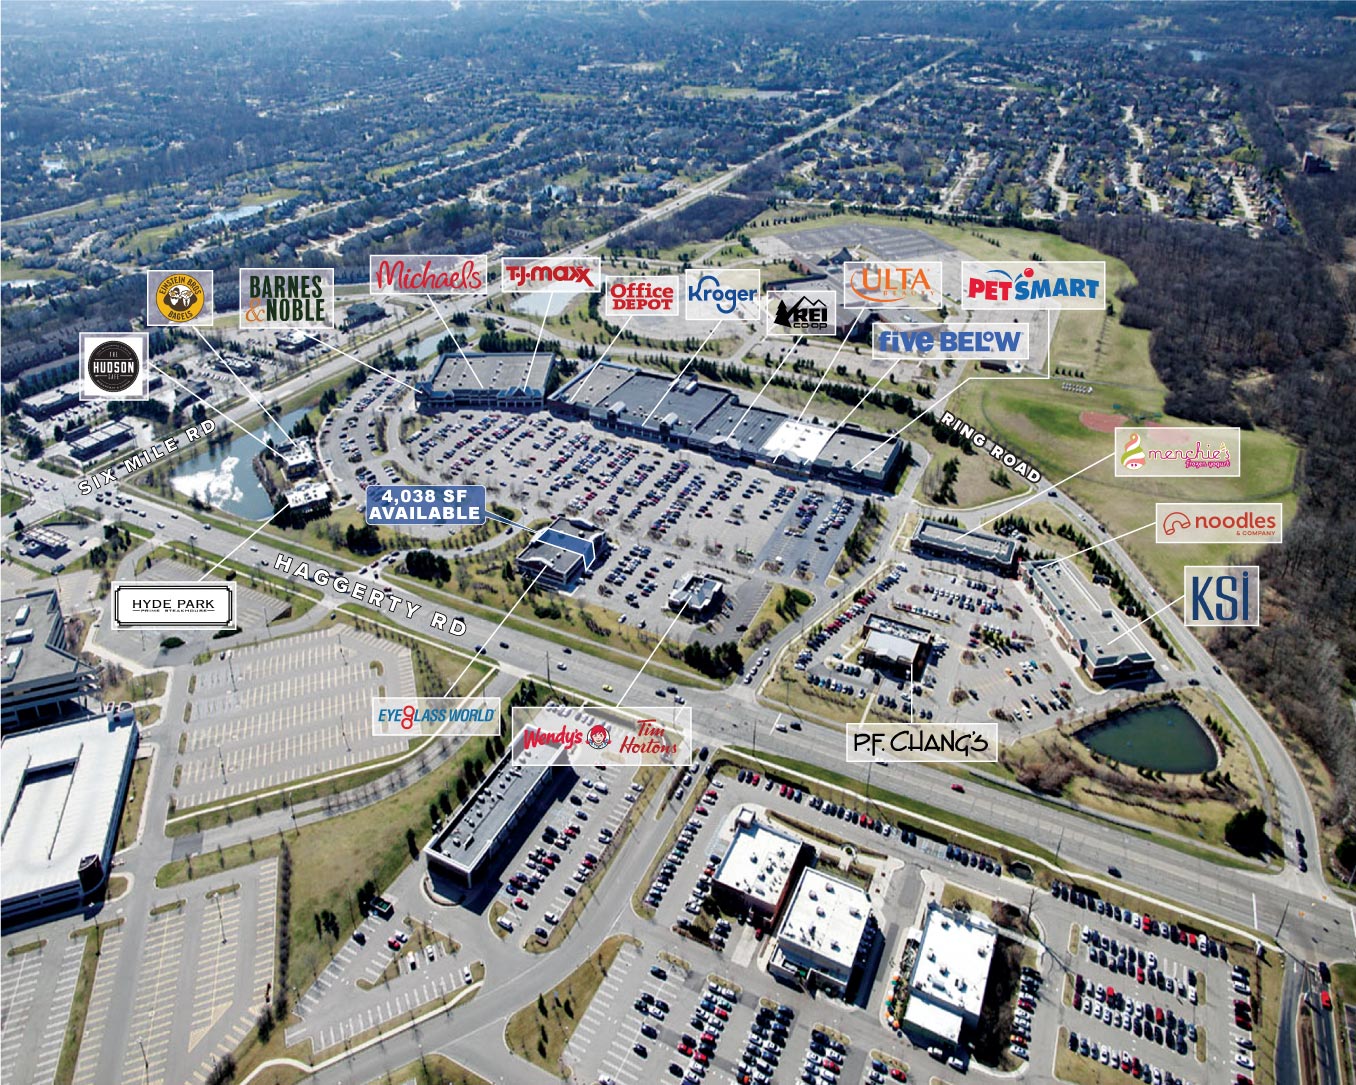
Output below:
[370,255,486,295]
[1114,426,1240,478]
[372,697,499,737]
[602,276,679,318]
[501,257,601,293]
[513,704,693,767]
[961,261,1105,310]
[684,268,761,321]
[1156,503,1282,545]
[842,261,942,308]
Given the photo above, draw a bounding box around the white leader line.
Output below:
[956,452,1116,541]
[1107,595,1184,646]
[197,506,289,582]
[642,320,727,424]
[442,566,546,697]
[149,363,273,451]
[620,604,690,704]
[1031,520,1156,568]
[795,311,863,422]
[424,294,484,388]
[195,326,296,447]
[303,334,420,392]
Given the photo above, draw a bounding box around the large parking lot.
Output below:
[492,763,647,948]
[178,626,414,806]
[777,553,1096,729]
[323,402,874,640]
[1049,877,1252,1085]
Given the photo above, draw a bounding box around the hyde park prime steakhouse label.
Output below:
[238,267,335,330]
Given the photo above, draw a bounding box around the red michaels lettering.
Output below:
[375,258,483,293]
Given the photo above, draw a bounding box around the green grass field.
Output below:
[733,212,1304,598]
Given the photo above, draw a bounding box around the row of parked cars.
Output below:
[1008,966,1043,1060]
[1066,1029,1196,1085]
[945,842,1003,876]
[1073,972,1196,1055]
[1051,882,1230,960]
[1083,926,1199,1001]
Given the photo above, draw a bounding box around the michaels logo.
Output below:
[961,261,1105,310]
[684,268,760,321]
[501,257,601,293]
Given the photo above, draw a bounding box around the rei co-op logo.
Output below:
[146,270,213,327]
[684,268,761,321]
[961,261,1105,310]
[767,290,837,337]
[80,332,148,401]
[1156,503,1283,545]
[1184,566,1260,628]
[371,697,498,738]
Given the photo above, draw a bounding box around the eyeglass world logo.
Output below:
[371,697,499,737]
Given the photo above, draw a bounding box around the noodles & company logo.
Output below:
[147,270,213,327]
[80,332,149,401]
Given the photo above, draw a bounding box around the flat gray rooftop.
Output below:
[429,741,564,873]
[2,591,90,688]
[1,712,136,908]
[426,351,543,393]
[913,519,1016,566]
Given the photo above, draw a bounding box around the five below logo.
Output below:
[1184,566,1260,627]
[966,265,1101,304]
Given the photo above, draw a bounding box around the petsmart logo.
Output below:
[961,261,1106,310]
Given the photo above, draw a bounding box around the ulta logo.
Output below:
[1121,432,1146,470]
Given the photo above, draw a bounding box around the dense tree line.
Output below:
[1062,201,1356,836]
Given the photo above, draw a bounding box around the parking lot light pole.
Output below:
[216,893,227,943]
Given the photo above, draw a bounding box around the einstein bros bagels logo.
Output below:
[147,270,212,327]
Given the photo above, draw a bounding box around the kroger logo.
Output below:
[684,268,760,321]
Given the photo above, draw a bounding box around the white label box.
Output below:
[111,581,236,630]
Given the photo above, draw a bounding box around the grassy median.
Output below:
[505,934,639,1076]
